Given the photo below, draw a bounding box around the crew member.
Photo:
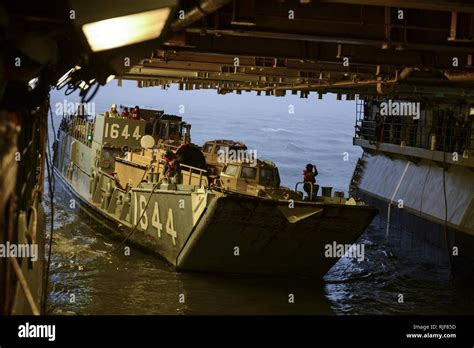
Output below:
[121,107,130,118]
[303,163,318,200]
[110,103,119,117]
[163,150,182,184]
[375,112,384,143]
[76,103,87,120]
[131,105,141,120]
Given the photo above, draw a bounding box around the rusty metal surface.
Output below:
[4,1,474,98]
[116,0,474,99]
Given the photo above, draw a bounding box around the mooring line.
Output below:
[386,161,411,237]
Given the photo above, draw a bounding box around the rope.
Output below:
[41,99,57,314]
[442,120,453,269]
[116,180,161,249]
[11,257,40,315]
[418,152,434,214]
[386,161,410,237]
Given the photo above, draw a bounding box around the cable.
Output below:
[115,180,161,249]
[442,120,453,270]
[41,98,57,314]
[11,257,40,315]
[64,83,79,96]
[418,111,452,269]
[55,82,68,91]
[81,83,100,104]
[419,151,434,214]
[49,96,58,141]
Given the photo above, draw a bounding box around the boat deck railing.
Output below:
[355,118,473,155]
[180,162,207,186]
[69,116,94,147]
[128,152,208,187]
[295,181,314,200]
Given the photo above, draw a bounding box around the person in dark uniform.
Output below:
[131,105,141,120]
[121,107,130,118]
[163,150,182,184]
[303,163,318,200]
[375,112,384,143]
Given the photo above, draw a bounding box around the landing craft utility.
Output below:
[53,107,377,277]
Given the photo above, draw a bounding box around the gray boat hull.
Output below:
[54,129,377,277]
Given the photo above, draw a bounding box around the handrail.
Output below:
[162,143,180,150]
[295,181,313,200]
[180,162,208,174]
[355,118,473,153]
[68,116,94,147]
[147,158,207,187]
[180,163,207,186]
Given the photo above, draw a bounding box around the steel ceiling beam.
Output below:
[317,0,474,14]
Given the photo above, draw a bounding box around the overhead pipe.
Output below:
[171,0,232,32]
[221,68,412,93]
[398,67,413,81]
[224,76,396,92]
[443,71,474,83]
[185,28,474,53]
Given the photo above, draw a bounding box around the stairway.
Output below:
[349,151,369,197]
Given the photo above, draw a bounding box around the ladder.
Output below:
[354,96,365,138]
[349,151,369,197]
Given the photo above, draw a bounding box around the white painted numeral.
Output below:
[151,202,162,238]
[132,126,141,140]
[166,208,177,246]
[139,195,148,230]
[121,125,130,139]
[110,124,119,139]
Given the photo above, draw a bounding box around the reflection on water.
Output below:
[325,226,474,315]
[47,184,331,315]
[46,182,474,315]
[49,221,332,315]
